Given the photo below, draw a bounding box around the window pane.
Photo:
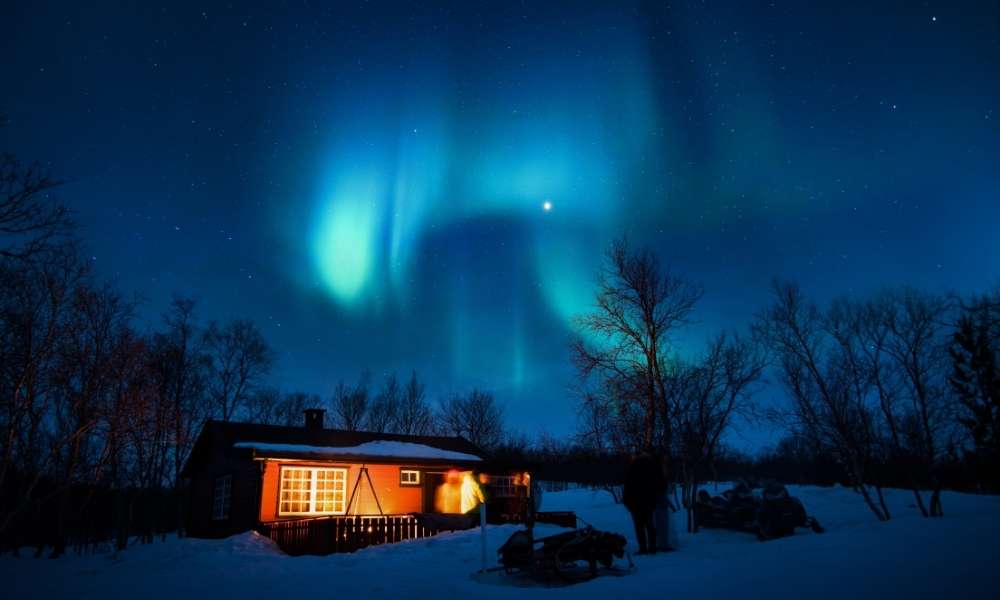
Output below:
[213,475,232,520]
[278,467,346,516]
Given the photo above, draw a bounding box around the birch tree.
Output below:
[573,237,702,456]
[756,281,892,521]
[203,319,272,422]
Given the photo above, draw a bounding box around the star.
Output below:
[542,200,553,212]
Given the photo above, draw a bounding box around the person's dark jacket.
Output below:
[623,454,666,513]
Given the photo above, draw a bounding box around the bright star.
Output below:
[542,200,553,211]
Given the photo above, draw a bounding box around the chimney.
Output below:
[304,408,325,430]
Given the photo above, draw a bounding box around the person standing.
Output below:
[623,451,666,554]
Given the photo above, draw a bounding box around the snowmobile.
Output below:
[497,525,631,583]
[694,481,824,540]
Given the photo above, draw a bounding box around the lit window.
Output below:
[212,474,232,520]
[278,467,347,516]
[400,469,421,486]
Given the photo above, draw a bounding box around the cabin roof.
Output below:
[232,440,484,463]
[181,420,488,477]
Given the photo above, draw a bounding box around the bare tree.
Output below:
[573,237,702,455]
[247,387,284,425]
[152,297,209,488]
[0,248,85,538]
[278,392,323,427]
[331,373,369,431]
[672,333,766,531]
[278,391,318,427]
[755,281,891,521]
[438,389,504,449]
[48,281,137,555]
[575,378,650,461]
[574,389,636,505]
[107,328,164,548]
[855,290,954,516]
[0,153,72,262]
[950,290,1000,490]
[203,319,273,422]
[248,388,318,426]
[395,371,434,435]
[576,389,615,454]
[366,372,401,433]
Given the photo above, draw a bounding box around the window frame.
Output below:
[277,465,349,517]
[399,468,421,486]
[212,473,232,521]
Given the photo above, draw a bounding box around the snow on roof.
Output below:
[233,440,483,462]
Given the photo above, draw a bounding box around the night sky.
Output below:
[2,1,998,449]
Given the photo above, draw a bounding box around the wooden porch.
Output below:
[257,514,433,556]
[257,510,579,556]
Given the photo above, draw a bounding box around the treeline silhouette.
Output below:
[493,428,993,499]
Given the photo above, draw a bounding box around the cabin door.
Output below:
[422,472,445,513]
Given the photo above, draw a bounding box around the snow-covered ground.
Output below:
[6,485,999,599]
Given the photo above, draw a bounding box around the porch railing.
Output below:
[257,514,433,556]
[258,511,580,557]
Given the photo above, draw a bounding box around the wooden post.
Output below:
[479,501,488,571]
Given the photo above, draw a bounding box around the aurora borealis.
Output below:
[2,1,998,446]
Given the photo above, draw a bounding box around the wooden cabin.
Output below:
[181,410,537,553]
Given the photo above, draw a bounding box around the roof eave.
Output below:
[246,450,484,467]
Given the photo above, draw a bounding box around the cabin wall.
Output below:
[259,460,440,521]
[186,438,260,538]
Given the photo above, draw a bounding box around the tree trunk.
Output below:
[874,485,891,521]
[690,479,700,533]
[857,484,889,522]
[912,488,929,517]
[644,377,656,451]
[929,488,944,517]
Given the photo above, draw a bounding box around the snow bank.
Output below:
[232,440,483,462]
[6,485,999,599]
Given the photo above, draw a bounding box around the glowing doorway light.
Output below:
[434,470,486,514]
